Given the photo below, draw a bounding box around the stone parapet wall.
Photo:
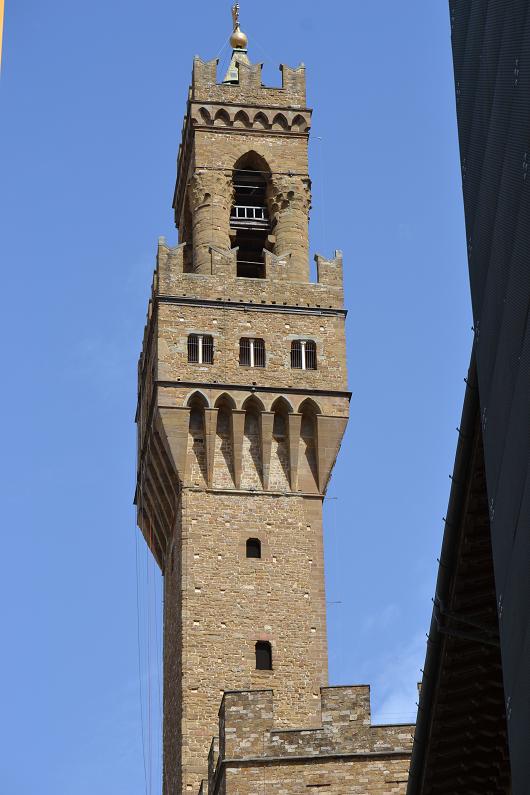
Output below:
[191,58,307,108]
[155,239,343,306]
[203,687,413,794]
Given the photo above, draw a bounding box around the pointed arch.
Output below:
[233,150,271,175]
[271,396,294,415]
[298,399,319,493]
[242,394,265,413]
[233,110,251,128]
[292,114,309,132]
[214,108,231,127]
[213,399,234,488]
[253,111,269,130]
[187,393,208,487]
[270,397,291,491]
[241,396,263,489]
[198,107,212,125]
[272,113,289,130]
[232,152,271,279]
[214,392,237,410]
[297,397,321,415]
[185,390,209,409]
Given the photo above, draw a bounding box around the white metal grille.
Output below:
[188,334,199,363]
[188,334,214,364]
[239,338,265,368]
[291,340,302,369]
[291,340,317,370]
[231,205,269,223]
[254,338,265,368]
[305,340,317,370]
[202,335,214,364]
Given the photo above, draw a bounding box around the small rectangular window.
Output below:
[239,338,265,368]
[202,335,214,364]
[291,340,317,370]
[305,341,317,371]
[239,337,251,366]
[254,339,266,368]
[246,538,262,558]
[188,334,199,363]
[255,641,272,670]
[291,340,302,369]
[188,334,214,364]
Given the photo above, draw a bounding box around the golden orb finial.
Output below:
[230,4,248,49]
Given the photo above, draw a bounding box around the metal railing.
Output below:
[231,205,269,226]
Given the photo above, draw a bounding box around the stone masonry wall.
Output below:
[165,491,329,794]
[156,302,348,392]
[184,127,311,278]
[191,58,307,108]
[203,687,413,795]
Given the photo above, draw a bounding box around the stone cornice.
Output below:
[156,295,347,317]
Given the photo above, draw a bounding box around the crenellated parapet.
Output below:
[203,687,413,795]
[192,57,307,108]
[155,238,344,305]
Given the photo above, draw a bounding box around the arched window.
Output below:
[255,641,272,670]
[246,538,262,559]
[239,338,266,368]
[231,153,271,279]
[188,334,214,364]
[291,340,317,371]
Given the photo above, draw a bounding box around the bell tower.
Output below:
[136,8,349,793]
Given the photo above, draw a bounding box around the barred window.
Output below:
[255,641,272,670]
[305,340,317,370]
[188,334,214,364]
[239,338,265,368]
[291,340,317,371]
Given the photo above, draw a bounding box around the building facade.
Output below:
[407,2,530,793]
[136,10,413,794]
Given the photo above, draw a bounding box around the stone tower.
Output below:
[136,11,353,794]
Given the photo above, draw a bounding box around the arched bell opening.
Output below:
[231,152,272,279]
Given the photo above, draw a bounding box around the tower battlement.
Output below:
[199,687,413,794]
[191,56,307,107]
[153,238,344,305]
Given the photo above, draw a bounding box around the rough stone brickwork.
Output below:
[200,687,413,795]
[135,31,412,795]
[163,491,329,792]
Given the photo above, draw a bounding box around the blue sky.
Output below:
[0,1,471,793]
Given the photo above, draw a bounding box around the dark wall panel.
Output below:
[449,0,530,790]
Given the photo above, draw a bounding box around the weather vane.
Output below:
[232,3,240,31]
